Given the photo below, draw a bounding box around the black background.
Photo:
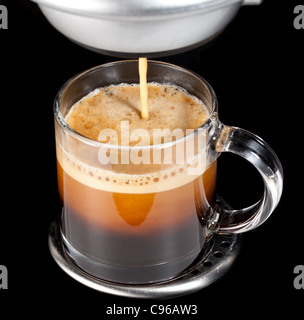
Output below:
[0,0,303,317]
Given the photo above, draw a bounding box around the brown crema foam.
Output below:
[65,83,209,144]
[57,83,211,195]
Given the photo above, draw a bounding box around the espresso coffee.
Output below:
[56,83,217,283]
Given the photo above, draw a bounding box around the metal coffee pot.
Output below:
[31,0,263,57]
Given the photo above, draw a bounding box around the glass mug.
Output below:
[54,60,283,284]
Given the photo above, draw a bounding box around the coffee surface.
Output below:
[66,83,208,144]
[57,83,211,195]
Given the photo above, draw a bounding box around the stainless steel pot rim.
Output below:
[31,0,257,20]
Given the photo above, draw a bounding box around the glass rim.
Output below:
[54,60,218,151]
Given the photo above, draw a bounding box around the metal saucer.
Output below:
[48,220,241,299]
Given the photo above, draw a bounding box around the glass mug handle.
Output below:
[209,124,283,234]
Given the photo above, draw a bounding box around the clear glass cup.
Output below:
[54,60,283,284]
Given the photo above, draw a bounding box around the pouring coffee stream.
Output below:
[139,58,149,120]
